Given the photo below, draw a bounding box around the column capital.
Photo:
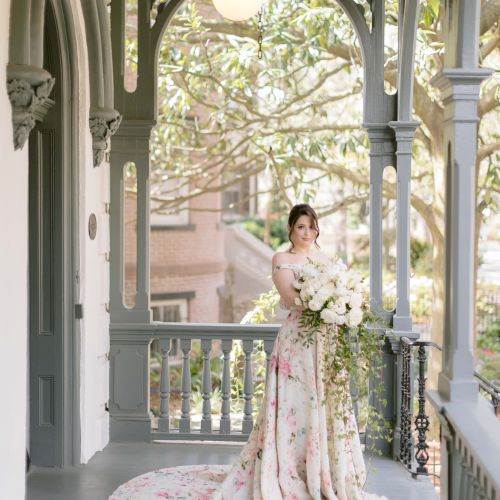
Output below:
[6,63,55,150]
[388,120,420,156]
[89,107,122,166]
[363,122,393,139]
[431,68,492,94]
[388,120,420,138]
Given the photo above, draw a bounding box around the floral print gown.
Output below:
[110,263,386,500]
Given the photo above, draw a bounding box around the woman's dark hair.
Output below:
[287,204,320,251]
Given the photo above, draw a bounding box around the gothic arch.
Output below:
[7,0,83,466]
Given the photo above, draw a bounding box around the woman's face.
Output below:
[289,215,318,249]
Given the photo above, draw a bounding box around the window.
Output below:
[151,299,189,356]
[150,178,190,227]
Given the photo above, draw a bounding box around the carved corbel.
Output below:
[89,108,122,166]
[7,63,55,150]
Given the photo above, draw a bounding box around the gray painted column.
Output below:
[389,121,419,333]
[109,122,153,324]
[81,0,122,165]
[97,0,114,107]
[135,152,151,316]
[9,0,31,65]
[433,69,489,402]
[30,0,47,68]
[109,144,127,320]
[365,124,394,320]
[431,0,492,403]
[81,0,105,108]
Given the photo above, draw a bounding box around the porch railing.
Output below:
[152,323,279,442]
[399,336,500,500]
[109,322,394,445]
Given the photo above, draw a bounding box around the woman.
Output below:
[110,204,384,500]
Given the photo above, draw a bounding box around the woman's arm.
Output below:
[271,254,301,310]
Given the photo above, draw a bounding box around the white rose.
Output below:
[294,297,303,306]
[309,299,323,311]
[321,308,336,324]
[311,277,322,292]
[349,293,363,308]
[335,314,346,325]
[293,279,303,289]
[316,286,331,302]
[347,308,363,327]
[333,301,346,315]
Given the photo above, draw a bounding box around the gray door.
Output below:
[28,0,76,467]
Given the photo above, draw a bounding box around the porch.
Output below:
[27,442,437,500]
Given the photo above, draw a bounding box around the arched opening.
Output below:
[145,0,369,435]
[108,0,415,453]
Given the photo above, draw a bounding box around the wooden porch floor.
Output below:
[26,442,437,500]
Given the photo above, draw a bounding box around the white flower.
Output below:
[316,286,331,302]
[321,308,337,324]
[333,301,347,315]
[293,279,303,289]
[349,293,363,308]
[294,297,302,306]
[335,314,346,325]
[309,299,324,311]
[347,308,363,327]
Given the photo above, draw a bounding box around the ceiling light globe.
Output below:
[212,0,265,22]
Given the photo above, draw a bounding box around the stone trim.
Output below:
[89,107,122,166]
[6,63,55,150]
[150,224,196,231]
[148,261,226,277]
[151,291,196,301]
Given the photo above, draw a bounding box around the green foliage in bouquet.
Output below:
[299,303,391,454]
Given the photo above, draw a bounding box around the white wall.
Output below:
[0,2,29,498]
[0,6,112,495]
[69,0,112,463]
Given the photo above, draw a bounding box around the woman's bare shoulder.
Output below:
[272,251,291,266]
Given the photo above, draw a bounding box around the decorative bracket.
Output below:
[6,63,55,150]
[89,107,122,166]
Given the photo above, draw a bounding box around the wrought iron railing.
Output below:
[399,337,442,476]
[399,336,500,481]
[474,371,500,416]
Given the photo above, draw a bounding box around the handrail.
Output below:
[400,336,499,416]
[399,336,499,481]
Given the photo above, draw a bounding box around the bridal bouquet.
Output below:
[292,257,386,433]
[292,257,365,331]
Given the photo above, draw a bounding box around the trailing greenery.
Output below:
[299,302,391,457]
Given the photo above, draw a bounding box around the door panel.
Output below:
[28,1,66,467]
